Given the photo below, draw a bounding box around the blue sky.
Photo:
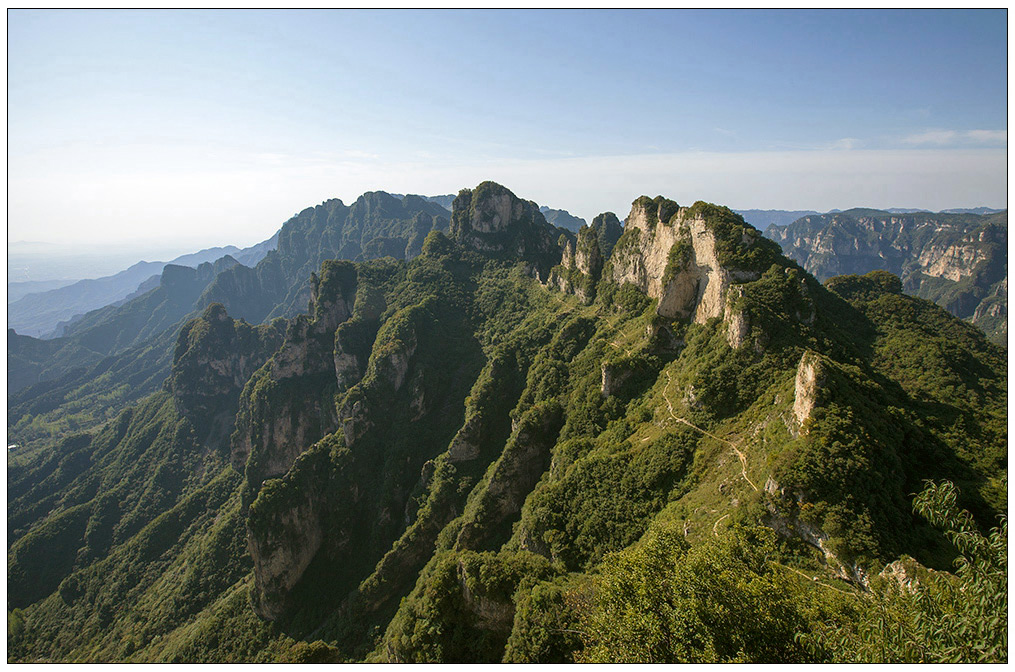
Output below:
[8,9,1008,250]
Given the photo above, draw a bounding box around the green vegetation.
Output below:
[633,195,680,230]
[686,201,786,273]
[575,524,810,663]
[768,208,1007,343]
[7,185,1007,664]
[803,480,1007,663]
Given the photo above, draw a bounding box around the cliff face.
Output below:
[231,261,357,485]
[238,237,486,620]
[609,197,780,325]
[170,303,286,449]
[450,182,563,279]
[766,209,1007,343]
[200,193,450,325]
[549,224,605,303]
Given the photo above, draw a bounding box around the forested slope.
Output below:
[8,183,1006,663]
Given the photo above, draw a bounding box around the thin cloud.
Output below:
[827,138,861,150]
[966,129,1008,144]
[9,147,1006,248]
[902,129,1006,147]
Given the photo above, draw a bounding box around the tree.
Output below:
[574,525,809,663]
[804,480,1007,663]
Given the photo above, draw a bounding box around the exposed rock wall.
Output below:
[764,476,867,586]
[766,209,1007,342]
[610,198,761,322]
[170,303,285,449]
[450,182,563,279]
[792,350,824,429]
[454,402,564,552]
[247,445,331,620]
[231,262,356,481]
[548,223,606,303]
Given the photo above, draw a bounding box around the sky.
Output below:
[8,9,1009,251]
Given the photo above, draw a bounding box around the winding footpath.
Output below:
[663,370,759,492]
[605,341,759,494]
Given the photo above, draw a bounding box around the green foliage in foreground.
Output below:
[804,481,1007,663]
[575,524,810,663]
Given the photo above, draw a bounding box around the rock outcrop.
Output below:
[549,223,607,303]
[231,261,356,481]
[246,445,331,620]
[764,476,867,586]
[600,361,632,397]
[766,209,1008,343]
[589,212,624,259]
[792,350,824,430]
[450,182,563,279]
[454,402,564,552]
[170,303,285,449]
[609,197,769,322]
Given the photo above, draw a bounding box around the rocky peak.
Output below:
[170,303,285,450]
[589,212,624,259]
[626,195,681,233]
[575,225,604,278]
[766,209,1007,343]
[309,260,358,333]
[548,224,606,304]
[610,198,777,322]
[450,181,562,278]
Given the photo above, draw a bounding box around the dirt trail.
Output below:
[609,340,634,357]
[663,370,758,492]
[770,562,855,596]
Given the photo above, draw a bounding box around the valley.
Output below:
[7,182,1006,663]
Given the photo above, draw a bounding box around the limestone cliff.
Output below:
[170,303,285,449]
[454,401,564,552]
[231,261,356,484]
[609,197,778,323]
[548,224,606,303]
[792,350,824,431]
[450,182,564,279]
[766,209,1007,343]
[246,443,332,620]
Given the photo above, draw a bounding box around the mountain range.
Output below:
[7,182,1005,663]
[8,237,279,339]
[765,209,1007,344]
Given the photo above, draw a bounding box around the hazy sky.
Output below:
[8,9,1008,250]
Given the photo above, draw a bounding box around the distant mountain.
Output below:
[7,256,243,395]
[9,261,165,337]
[8,238,278,339]
[7,182,1005,664]
[233,232,280,267]
[58,256,244,355]
[423,194,456,210]
[7,191,452,414]
[8,242,209,283]
[8,279,78,303]
[940,207,1006,215]
[385,193,456,211]
[766,208,1007,344]
[200,191,453,325]
[734,209,821,229]
[539,205,587,232]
